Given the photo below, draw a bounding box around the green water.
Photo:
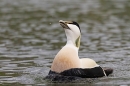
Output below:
[0,0,130,86]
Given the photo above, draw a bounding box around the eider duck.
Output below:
[47,20,113,80]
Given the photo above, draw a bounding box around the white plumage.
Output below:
[49,20,113,78]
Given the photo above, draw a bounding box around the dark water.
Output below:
[0,0,130,86]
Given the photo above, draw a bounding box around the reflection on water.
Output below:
[0,0,130,86]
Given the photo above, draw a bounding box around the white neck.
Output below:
[65,30,81,49]
[66,39,75,45]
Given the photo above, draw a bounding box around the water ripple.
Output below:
[0,0,130,85]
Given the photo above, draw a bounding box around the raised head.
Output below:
[59,20,81,48]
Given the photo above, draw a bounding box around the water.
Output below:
[0,0,130,85]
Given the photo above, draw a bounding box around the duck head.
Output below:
[59,20,81,48]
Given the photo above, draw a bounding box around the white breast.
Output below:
[51,45,81,73]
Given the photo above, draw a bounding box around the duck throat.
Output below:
[66,35,81,48]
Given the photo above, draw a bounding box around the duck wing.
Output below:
[60,66,106,78]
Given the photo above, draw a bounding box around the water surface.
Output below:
[0,0,130,86]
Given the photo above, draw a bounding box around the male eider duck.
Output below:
[47,20,113,81]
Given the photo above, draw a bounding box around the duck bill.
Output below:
[59,20,71,29]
